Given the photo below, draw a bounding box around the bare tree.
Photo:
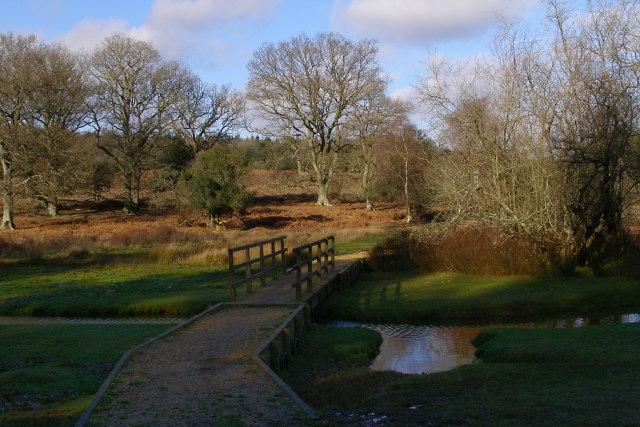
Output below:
[247,32,385,206]
[24,43,91,216]
[417,0,640,265]
[540,0,640,265]
[176,73,244,153]
[90,33,188,212]
[0,33,45,229]
[348,94,402,210]
[376,116,431,223]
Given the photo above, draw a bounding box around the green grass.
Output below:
[335,233,390,255]
[283,323,640,425]
[0,324,170,426]
[318,270,640,324]
[280,325,383,410]
[0,263,231,317]
[0,228,393,318]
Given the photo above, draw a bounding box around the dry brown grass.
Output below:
[0,169,399,263]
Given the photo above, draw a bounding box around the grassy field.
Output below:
[0,231,388,318]
[0,324,171,426]
[283,324,640,425]
[0,229,391,425]
[0,263,230,317]
[318,270,640,324]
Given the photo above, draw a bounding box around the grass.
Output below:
[335,232,390,255]
[280,325,384,410]
[318,270,640,324]
[0,263,230,317]
[0,227,392,318]
[282,323,640,425]
[0,324,171,426]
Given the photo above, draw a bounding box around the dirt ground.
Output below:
[2,170,405,239]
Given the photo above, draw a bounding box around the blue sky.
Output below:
[0,0,552,101]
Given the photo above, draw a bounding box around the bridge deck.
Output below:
[83,254,365,426]
[240,257,360,304]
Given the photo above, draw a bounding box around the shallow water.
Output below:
[330,314,640,375]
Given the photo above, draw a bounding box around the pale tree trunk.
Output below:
[132,172,141,212]
[308,140,336,207]
[46,199,59,217]
[0,146,15,230]
[403,154,412,223]
[316,178,332,206]
[362,162,375,211]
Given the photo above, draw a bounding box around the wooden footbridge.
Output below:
[77,235,364,426]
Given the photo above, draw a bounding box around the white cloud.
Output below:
[57,19,128,52]
[390,86,418,102]
[58,0,281,61]
[147,0,277,28]
[332,0,538,44]
[140,0,281,59]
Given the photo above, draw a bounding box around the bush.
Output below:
[184,146,251,228]
[368,227,556,275]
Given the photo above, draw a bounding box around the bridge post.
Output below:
[271,241,277,279]
[306,247,313,292]
[330,236,336,273]
[259,244,266,287]
[295,249,302,301]
[245,247,252,294]
[228,249,236,301]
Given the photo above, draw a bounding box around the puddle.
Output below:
[329,314,640,375]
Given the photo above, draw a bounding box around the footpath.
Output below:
[73,255,364,426]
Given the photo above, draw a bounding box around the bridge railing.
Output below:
[291,236,335,301]
[228,235,287,301]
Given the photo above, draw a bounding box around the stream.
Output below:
[330,313,640,374]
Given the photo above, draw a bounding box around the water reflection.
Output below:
[330,314,640,375]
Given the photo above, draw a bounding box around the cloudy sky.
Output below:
[1,0,550,101]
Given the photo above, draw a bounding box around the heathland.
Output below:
[2,167,640,426]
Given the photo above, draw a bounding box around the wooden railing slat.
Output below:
[228,236,287,301]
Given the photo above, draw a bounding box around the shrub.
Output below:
[368,227,556,275]
[184,146,251,229]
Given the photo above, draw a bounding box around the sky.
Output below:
[0,0,551,105]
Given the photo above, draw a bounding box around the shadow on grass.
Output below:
[0,266,231,317]
[317,270,640,325]
[241,214,330,229]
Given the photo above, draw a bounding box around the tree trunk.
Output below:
[0,150,15,230]
[316,180,332,206]
[362,163,375,211]
[123,170,141,213]
[132,172,141,212]
[46,199,59,217]
[1,193,15,229]
[404,156,412,223]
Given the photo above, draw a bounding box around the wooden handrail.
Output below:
[229,235,287,253]
[228,236,287,301]
[291,236,335,301]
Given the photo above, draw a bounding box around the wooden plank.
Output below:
[230,249,287,271]
[229,235,286,253]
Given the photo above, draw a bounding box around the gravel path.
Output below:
[88,306,308,426]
